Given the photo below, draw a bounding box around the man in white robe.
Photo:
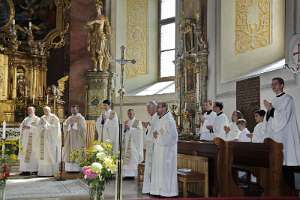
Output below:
[142,101,159,194]
[96,99,119,153]
[38,106,61,176]
[207,101,229,140]
[19,107,40,175]
[150,102,178,197]
[199,100,217,141]
[123,109,143,177]
[63,105,86,172]
[264,77,300,190]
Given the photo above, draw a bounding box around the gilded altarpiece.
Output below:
[125,0,148,78]
[235,0,272,54]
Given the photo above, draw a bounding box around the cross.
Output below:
[114,45,136,200]
[293,43,300,63]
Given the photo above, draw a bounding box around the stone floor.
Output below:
[5,176,151,200]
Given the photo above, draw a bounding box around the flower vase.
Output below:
[89,185,104,200]
[0,180,5,200]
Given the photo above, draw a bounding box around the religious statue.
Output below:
[195,13,208,51]
[86,0,111,72]
[182,110,191,134]
[180,18,195,54]
[17,74,27,99]
[8,21,19,52]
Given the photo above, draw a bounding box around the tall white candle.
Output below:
[46,95,49,105]
[184,103,187,111]
[2,121,6,140]
[33,95,35,104]
[12,19,15,25]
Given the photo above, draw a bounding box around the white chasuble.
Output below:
[63,113,86,172]
[150,112,178,197]
[252,122,266,143]
[213,112,229,140]
[19,115,40,172]
[123,118,143,177]
[142,113,159,194]
[265,93,300,166]
[38,113,62,176]
[96,109,119,153]
[199,110,217,141]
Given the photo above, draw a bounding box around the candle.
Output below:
[46,95,49,105]
[184,103,187,111]
[32,95,35,104]
[2,121,6,140]
[12,19,15,25]
[29,21,32,29]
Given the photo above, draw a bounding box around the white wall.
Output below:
[207,0,300,121]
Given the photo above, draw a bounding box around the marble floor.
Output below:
[5,176,152,200]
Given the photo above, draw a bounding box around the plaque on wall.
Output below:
[236,76,260,132]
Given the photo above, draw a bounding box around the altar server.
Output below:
[209,102,229,140]
[63,105,86,172]
[237,119,251,142]
[142,101,159,194]
[252,110,266,143]
[223,110,243,141]
[199,100,217,141]
[96,99,119,153]
[38,106,61,176]
[150,102,178,197]
[19,106,40,175]
[123,109,143,177]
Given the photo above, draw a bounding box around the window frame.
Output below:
[158,0,176,82]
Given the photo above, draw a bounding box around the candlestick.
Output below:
[2,121,6,140]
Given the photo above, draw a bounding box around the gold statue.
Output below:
[86,0,111,72]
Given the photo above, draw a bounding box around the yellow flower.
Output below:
[104,157,116,172]
[9,154,17,161]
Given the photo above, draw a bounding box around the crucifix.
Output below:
[293,43,300,63]
[114,45,136,200]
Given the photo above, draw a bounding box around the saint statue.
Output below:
[86,0,111,72]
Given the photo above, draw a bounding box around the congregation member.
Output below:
[142,101,159,194]
[199,100,217,141]
[38,106,61,177]
[63,105,87,172]
[252,110,266,143]
[237,119,251,142]
[123,109,143,177]
[96,99,119,153]
[150,102,178,197]
[223,110,243,141]
[208,101,229,140]
[264,77,300,190]
[19,107,40,175]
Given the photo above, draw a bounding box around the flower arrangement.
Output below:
[72,141,117,200]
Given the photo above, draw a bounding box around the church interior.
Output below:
[1,0,300,199]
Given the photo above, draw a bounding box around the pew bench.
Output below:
[178,171,206,197]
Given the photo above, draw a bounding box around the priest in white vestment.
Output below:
[150,102,178,197]
[123,109,143,177]
[38,106,61,176]
[96,99,119,153]
[142,101,159,194]
[209,102,229,140]
[199,100,217,141]
[264,77,300,190]
[19,107,40,175]
[63,105,87,172]
[252,110,266,143]
[223,110,243,141]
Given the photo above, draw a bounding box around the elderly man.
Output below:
[38,106,61,177]
[142,101,159,194]
[123,109,143,177]
[63,105,86,172]
[19,107,40,176]
[150,102,178,197]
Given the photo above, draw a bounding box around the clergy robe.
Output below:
[123,117,143,177]
[213,112,229,140]
[19,115,40,172]
[223,122,240,141]
[142,113,159,194]
[38,113,61,176]
[150,112,178,197]
[252,122,266,143]
[265,93,300,166]
[63,113,86,172]
[238,128,251,142]
[96,109,119,153]
[199,110,217,141]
